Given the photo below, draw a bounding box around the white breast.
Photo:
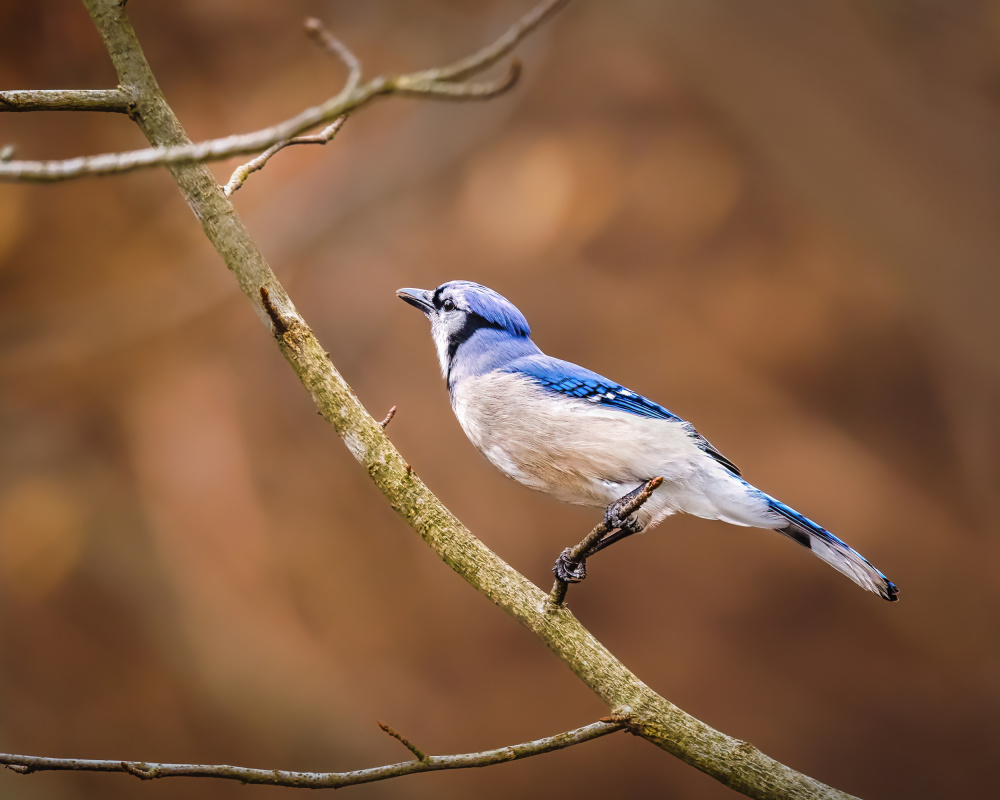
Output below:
[453,372,738,523]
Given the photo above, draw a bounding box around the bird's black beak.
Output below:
[396,287,434,315]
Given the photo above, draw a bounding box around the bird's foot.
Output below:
[553,548,587,583]
[604,489,647,534]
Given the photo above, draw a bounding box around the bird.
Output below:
[397,280,898,602]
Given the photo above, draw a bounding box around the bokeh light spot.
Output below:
[0,476,87,600]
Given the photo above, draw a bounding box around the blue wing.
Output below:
[502,355,741,477]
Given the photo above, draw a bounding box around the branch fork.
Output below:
[0,1,569,183]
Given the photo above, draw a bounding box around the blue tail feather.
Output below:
[765,495,898,602]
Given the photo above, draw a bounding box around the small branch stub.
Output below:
[380,406,397,429]
[259,286,290,337]
[378,721,428,762]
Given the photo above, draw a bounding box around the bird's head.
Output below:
[397,281,534,385]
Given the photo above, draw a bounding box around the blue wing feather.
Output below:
[502,355,741,476]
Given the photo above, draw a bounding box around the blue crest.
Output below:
[437,281,531,338]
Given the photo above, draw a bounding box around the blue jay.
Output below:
[398,281,897,601]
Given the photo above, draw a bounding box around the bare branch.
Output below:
[0,88,131,113]
[304,18,361,91]
[0,720,623,789]
[393,60,522,101]
[0,79,373,182]
[0,0,565,183]
[207,20,362,196]
[378,721,429,762]
[223,115,347,196]
[409,0,570,84]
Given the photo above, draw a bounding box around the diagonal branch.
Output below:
[0,720,623,789]
[0,0,565,183]
[0,88,132,113]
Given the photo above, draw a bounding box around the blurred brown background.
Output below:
[1,1,999,798]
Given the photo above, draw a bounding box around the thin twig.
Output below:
[550,477,664,605]
[304,18,361,91]
[0,88,131,113]
[0,0,567,183]
[224,22,519,195]
[380,406,397,429]
[393,60,522,100]
[221,18,360,196]
[409,0,571,84]
[224,115,347,196]
[378,721,428,762]
[0,720,622,789]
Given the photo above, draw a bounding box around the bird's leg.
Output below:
[549,478,663,602]
[572,491,647,565]
[582,519,644,558]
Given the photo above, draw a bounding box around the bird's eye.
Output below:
[442,298,456,312]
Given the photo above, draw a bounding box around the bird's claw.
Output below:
[603,483,651,532]
[604,500,645,534]
[553,548,587,583]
